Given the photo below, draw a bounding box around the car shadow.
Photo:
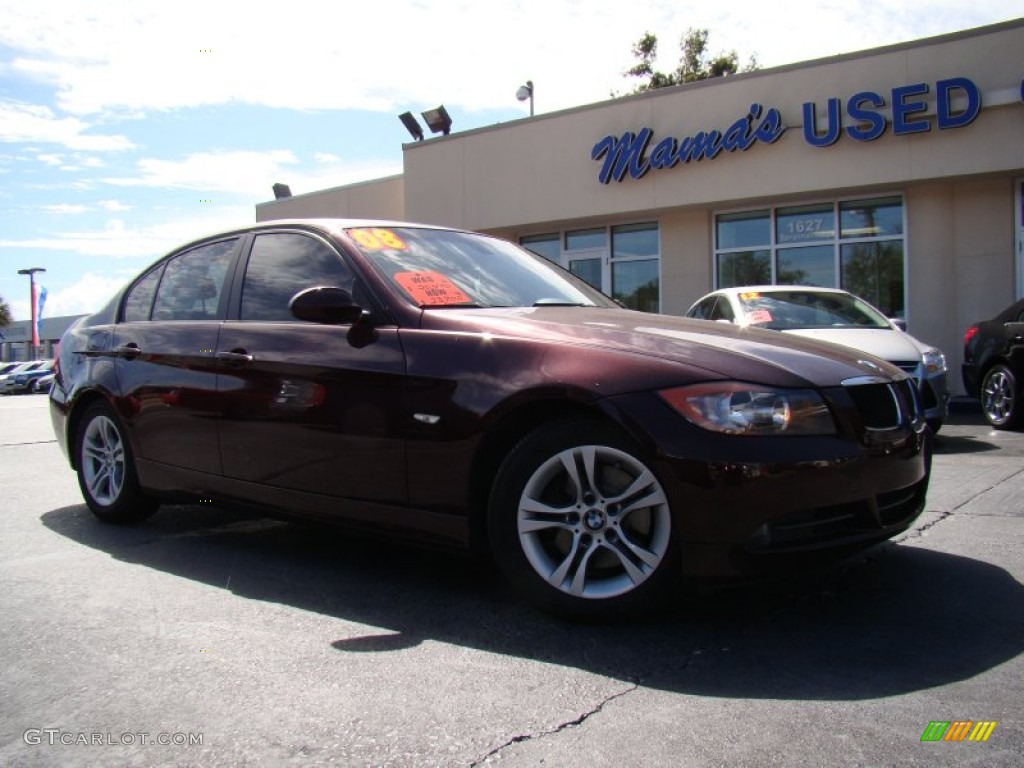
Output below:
[42,502,1024,701]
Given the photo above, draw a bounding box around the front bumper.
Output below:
[603,386,932,580]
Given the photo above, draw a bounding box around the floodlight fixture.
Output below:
[273,183,292,199]
[399,111,425,141]
[421,105,452,136]
[516,80,534,116]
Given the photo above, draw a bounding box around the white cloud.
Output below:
[2,1,1015,118]
[101,149,401,199]
[0,100,134,151]
[102,150,299,195]
[40,203,87,214]
[97,199,131,212]
[0,206,254,259]
[38,272,132,317]
[37,153,63,166]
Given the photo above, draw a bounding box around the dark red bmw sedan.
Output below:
[51,220,931,620]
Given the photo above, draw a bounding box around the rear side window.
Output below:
[240,233,356,321]
[123,267,164,322]
[152,239,236,321]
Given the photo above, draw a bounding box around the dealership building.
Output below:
[261,21,1023,396]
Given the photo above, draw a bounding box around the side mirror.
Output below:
[289,286,364,325]
[889,318,907,332]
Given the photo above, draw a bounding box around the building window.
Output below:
[522,222,661,313]
[611,223,659,312]
[714,196,906,317]
[520,233,560,264]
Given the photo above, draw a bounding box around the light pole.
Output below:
[516,80,534,116]
[17,267,46,359]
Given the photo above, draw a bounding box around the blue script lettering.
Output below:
[591,129,653,183]
[591,104,786,184]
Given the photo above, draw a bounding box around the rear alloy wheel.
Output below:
[75,402,158,523]
[489,420,677,620]
[981,364,1021,429]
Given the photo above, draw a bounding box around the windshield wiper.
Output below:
[532,300,588,307]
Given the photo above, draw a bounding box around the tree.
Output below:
[621,28,758,94]
[0,295,12,328]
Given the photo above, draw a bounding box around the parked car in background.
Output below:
[0,360,48,394]
[51,220,932,620]
[686,286,950,432]
[32,372,56,394]
[6,360,54,394]
[962,298,1024,429]
[0,361,23,377]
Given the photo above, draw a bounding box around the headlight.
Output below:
[922,348,946,375]
[659,382,836,436]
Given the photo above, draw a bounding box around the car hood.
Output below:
[779,328,926,363]
[421,307,904,389]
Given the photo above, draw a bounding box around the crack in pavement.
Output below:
[468,680,640,766]
[895,510,954,543]
[898,464,1024,542]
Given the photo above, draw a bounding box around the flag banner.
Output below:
[33,285,47,350]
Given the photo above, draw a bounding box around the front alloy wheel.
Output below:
[981,364,1020,429]
[489,420,677,620]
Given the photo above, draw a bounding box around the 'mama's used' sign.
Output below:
[591,77,987,184]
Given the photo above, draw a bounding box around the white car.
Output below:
[686,286,949,432]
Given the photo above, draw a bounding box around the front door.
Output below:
[216,231,408,505]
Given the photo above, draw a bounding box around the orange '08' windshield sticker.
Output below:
[394,271,472,306]
[347,228,408,251]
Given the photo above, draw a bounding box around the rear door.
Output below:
[112,237,238,473]
[216,230,408,504]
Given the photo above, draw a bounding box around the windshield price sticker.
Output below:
[394,271,471,306]
[347,228,409,251]
[746,309,773,324]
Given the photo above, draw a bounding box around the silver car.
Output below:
[686,286,949,432]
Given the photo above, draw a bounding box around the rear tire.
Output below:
[75,401,159,523]
[488,419,679,621]
[980,364,1021,429]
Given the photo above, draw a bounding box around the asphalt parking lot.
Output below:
[0,394,1021,767]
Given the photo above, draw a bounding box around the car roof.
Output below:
[168,218,467,255]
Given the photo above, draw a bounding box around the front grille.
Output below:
[842,377,922,430]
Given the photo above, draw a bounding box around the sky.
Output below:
[1,0,1021,322]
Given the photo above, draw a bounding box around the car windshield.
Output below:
[736,290,891,330]
[345,226,615,309]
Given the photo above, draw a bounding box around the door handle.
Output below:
[215,350,255,364]
[113,343,141,360]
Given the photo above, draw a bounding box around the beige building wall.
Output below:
[255,175,404,222]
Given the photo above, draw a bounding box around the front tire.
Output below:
[980,364,1021,429]
[75,401,159,523]
[488,420,678,620]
